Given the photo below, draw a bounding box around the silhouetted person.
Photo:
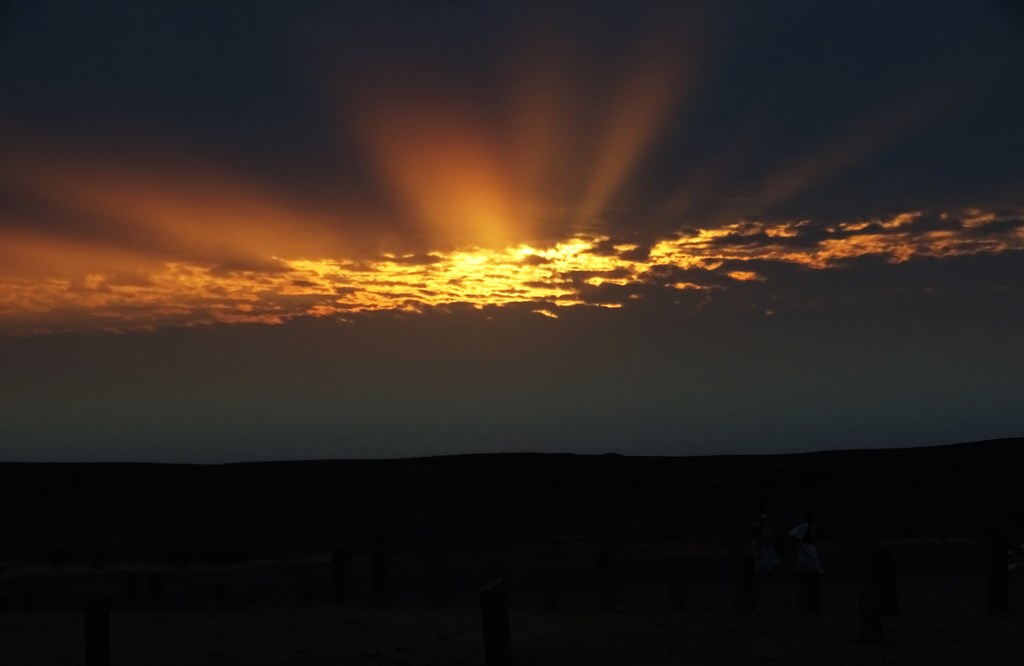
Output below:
[750,499,779,574]
[789,510,823,613]
[789,510,824,575]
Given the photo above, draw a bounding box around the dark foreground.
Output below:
[0,438,1022,663]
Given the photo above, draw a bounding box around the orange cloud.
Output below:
[1,206,1021,335]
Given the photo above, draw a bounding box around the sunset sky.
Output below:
[1,2,1022,462]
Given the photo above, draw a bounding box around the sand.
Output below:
[3,573,1021,665]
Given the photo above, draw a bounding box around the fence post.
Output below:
[986,530,1010,614]
[859,578,883,643]
[84,593,110,666]
[540,567,558,610]
[734,549,756,614]
[147,572,165,610]
[868,548,899,616]
[480,578,511,665]
[798,573,820,614]
[371,539,391,608]
[187,584,204,612]
[330,548,349,606]
[670,574,688,612]
[430,557,449,608]
[597,547,617,612]
[120,571,140,610]
[214,582,233,612]
[296,567,317,608]
[20,590,37,612]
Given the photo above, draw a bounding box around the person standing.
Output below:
[750,499,779,574]
[789,509,824,613]
[789,510,824,574]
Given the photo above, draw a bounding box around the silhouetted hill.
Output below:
[1,438,1020,564]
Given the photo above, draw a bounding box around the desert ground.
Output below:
[2,550,1022,665]
[1,438,1022,664]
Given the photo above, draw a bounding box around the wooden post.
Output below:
[733,550,756,614]
[187,584,204,612]
[147,572,165,610]
[539,568,558,610]
[20,590,37,612]
[868,549,899,616]
[480,578,511,665]
[330,548,349,606]
[859,578,883,643]
[120,571,140,610]
[430,557,449,608]
[371,539,391,608]
[798,573,820,614]
[84,593,110,666]
[597,547,617,612]
[296,567,317,608]
[670,574,688,612]
[986,531,1010,614]
[90,545,108,571]
[214,582,233,612]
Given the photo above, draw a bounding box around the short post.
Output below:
[187,584,204,612]
[733,550,756,614]
[430,557,449,608]
[597,547,617,612]
[147,572,165,610]
[20,590,37,612]
[480,578,511,665]
[330,548,349,606]
[84,593,110,666]
[670,574,688,612]
[214,582,233,612]
[90,545,108,571]
[296,567,317,608]
[986,530,1010,614]
[539,568,558,610]
[859,578,883,643]
[371,539,391,608]
[868,549,899,616]
[121,571,140,610]
[798,573,820,614]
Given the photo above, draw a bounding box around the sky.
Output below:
[0,1,1022,462]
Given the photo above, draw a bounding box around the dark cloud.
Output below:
[2,2,1020,256]
[964,212,1024,237]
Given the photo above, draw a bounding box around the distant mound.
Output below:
[1,437,1020,564]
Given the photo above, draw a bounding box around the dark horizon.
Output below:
[2,434,1020,467]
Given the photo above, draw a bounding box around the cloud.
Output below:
[2,204,1022,334]
[0,4,1021,334]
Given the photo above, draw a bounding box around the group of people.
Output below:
[749,501,824,576]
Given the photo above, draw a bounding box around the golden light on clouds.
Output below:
[1,209,1021,335]
[1,12,1020,336]
[353,98,525,249]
